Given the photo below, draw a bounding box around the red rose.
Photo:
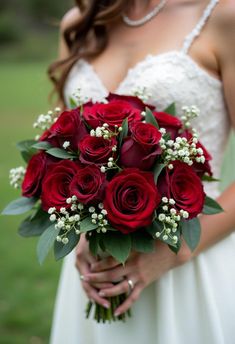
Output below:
[79,135,117,165]
[120,122,162,170]
[70,165,106,204]
[104,168,161,234]
[45,108,88,150]
[181,130,212,177]
[153,111,182,139]
[41,160,79,211]
[106,93,155,111]
[22,152,48,198]
[83,100,142,130]
[158,161,205,218]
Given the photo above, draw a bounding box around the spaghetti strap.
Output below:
[182,0,219,54]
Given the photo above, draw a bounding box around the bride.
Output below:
[49,0,235,343]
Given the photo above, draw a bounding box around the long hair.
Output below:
[48,0,130,104]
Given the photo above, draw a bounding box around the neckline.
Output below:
[79,50,222,94]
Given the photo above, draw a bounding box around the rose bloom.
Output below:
[153,111,182,139]
[158,161,205,218]
[41,160,79,211]
[82,98,142,130]
[70,164,106,204]
[120,122,162,170]
[106,93,155,111]
[79,135,117,165]
[22,152,54,198]
[43,108,88,150]
[104,168,161,234]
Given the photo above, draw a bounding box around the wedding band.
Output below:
[79,274,85,281]
[127,279,134,292]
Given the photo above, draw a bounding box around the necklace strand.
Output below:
[122,0,167,27]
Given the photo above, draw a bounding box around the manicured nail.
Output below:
[114,310,120,316]
[99,291,105,297]
[103,303,110,309]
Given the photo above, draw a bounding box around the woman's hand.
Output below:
[75,234,114,309]
[84,240,192,316]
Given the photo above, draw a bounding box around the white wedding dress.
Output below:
[50,1,235,343]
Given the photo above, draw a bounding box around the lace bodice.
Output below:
[64,0,230,198]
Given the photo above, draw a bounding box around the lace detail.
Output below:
[182,0,219,54]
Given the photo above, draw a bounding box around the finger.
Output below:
[91,282,114,290]
[91,257,121,272]
[85,266,125,283]
[114,287,142,316]
[98,279,129,297]
[82,281,110,309]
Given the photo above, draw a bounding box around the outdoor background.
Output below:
[0,1,235,343]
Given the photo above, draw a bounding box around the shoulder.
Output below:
[60,6,81,32]
[211,0,235,38]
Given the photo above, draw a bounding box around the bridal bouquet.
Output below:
[2,91,222,323]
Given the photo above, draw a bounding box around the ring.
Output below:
[127,279,134,293]
[79,274,85,281]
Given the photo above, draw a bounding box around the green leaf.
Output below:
[69,96,78,109]
[131,232,154,253]
[202,175,220,182]
[54,230,80,261]
[31,141,52,150]
[146,220,162,237]
[88,232,100,257]
[119,117,128,147]
[16,139,37,162]
[153,163,165,183]
[103,232,131,264]
[145,107,159,128]
[181,218,201,252]
[18,208,51,237]
[46,148,77,159]
[80,217,98,233]
[2,197,37,215]
[202,196,224,215]
[37,225,60,264]
[164,103,176,116]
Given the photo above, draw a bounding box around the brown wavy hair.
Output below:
[48,0,131,104]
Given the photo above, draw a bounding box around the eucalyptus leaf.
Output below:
[103,232,131,264]
[153,163,165,183]
[202,196,224,215]
[46,148,77,159]
[31,141,52,150]
[80,217,98,233]
[17,139,37,162]
[145,107,159,128]
[164,103,176,116]
[69,96,78,109]
[54,230,80,261]
[201,175,220,182]
[88,232,100,257]
[181,218,201,252]
[37,224,60,265]
[2,197,37,215]
[119,117,128,147]
[131,232,154,253]
[18,208,51,237]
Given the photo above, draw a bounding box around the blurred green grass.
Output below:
[0,62,61,344]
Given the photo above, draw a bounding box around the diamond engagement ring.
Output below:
[79,274,85,281]
[127,279,135,293]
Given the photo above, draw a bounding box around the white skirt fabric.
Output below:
[50,232,235,344]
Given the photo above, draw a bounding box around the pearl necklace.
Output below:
[122,0,167,27]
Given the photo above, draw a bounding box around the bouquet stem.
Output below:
[86,294,132,323]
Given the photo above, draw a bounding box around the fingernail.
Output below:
[103,303,110,309]
[99,291,105,297]
[114,311,120,316]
